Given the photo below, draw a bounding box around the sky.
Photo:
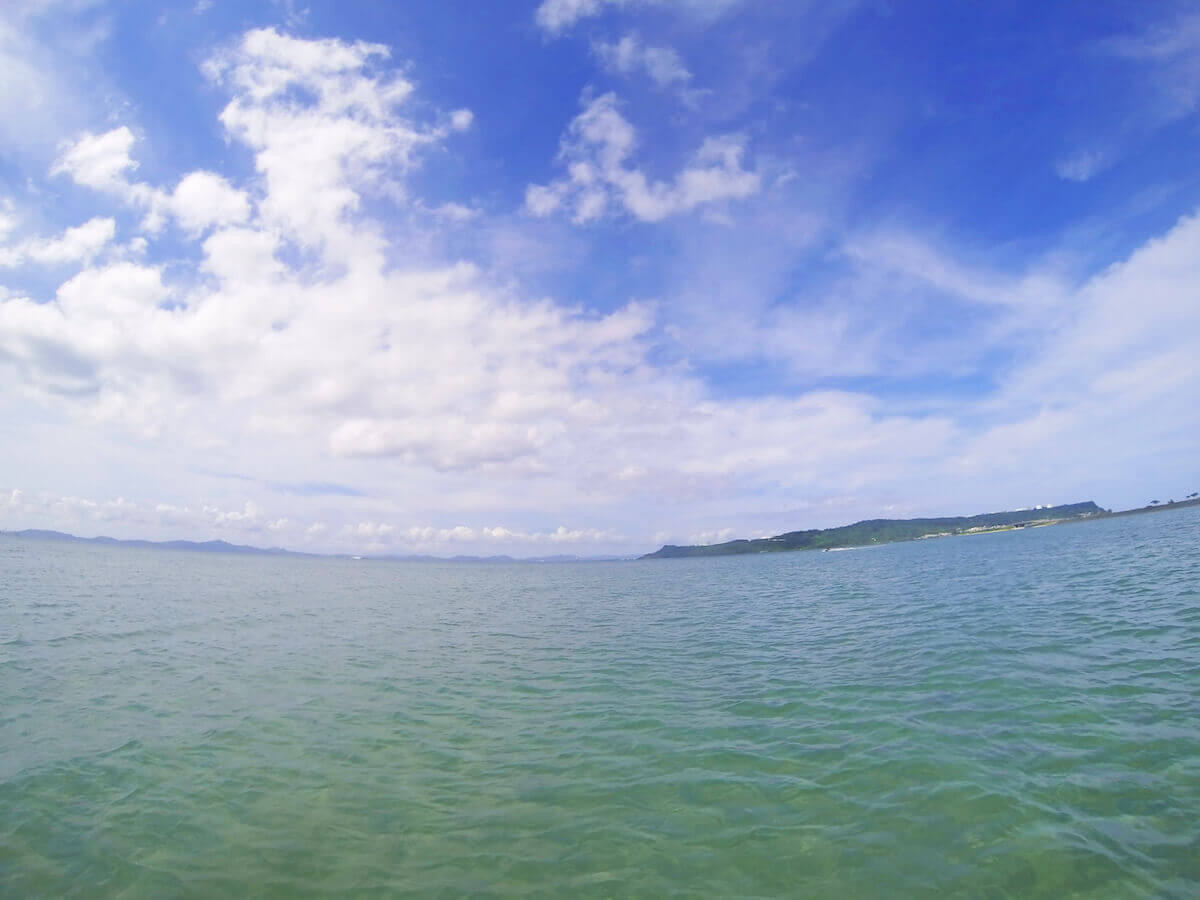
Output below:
[0,0,1197,557]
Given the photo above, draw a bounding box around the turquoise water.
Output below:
[2,508,1198,897]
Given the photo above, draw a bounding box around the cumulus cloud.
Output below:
[209,500,262,526]
[0,23,951,552]
[52,26,463,246]
[526,92,759,222]
[50,129,249,236]
[0,485,629,554]
[1,30,675,475]
[0,487,270,537]
[3,27,1196,554]
[204,27,440,251]
[392,523,625,548]
[169,172,252,234]
[0,216,115,267]
[51,126,141,193]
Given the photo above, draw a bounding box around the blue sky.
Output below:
[1,0,1197,555]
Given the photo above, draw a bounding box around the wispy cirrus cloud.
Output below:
[1054,148,1113,183]
[1103,10,1200,118]
[594,32,693,88]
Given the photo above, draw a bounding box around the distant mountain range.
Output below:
[0,529,629,563]
[1,529,308,557]
[641,497,1200,559]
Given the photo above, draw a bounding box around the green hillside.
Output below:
[641,501,1106,559]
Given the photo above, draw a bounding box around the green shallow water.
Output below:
[2,507,1199,897]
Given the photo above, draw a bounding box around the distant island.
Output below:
[641,496,1200,559]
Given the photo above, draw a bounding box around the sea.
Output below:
[2,505,1198,897]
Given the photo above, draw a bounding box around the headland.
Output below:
[641,496,1200,559]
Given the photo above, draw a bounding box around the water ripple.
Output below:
[1,508,1199,896]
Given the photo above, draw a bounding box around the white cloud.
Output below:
[547,525,624,543]
[527,92,759,223]
[1105,12,1200,118]
[0,487,278,539]
[169,171,252,234]
[919,211,1200,494]
[842,231,1070,314]
[50,127,170,231]
[671,224,1068,384]
[51,126,140,192]
[536,0,609,33]
[0,479,635,554]
[431,201,478,223]
[0,216,115,267]
[209,499,261,526]
[524,183,564,217]
[594,33,692,89]
[394,523,625,548]
[48,28,440,245]
[272,0,310,29]
[686,526,736,545]
[535,0,741,34]
[203,27,452,255]
[1054,148,1111,183]
[0,198,17,242]
[2,27,1197,555]
[992,211,1200,410]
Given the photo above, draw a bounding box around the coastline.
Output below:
[641,496,1200,560]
